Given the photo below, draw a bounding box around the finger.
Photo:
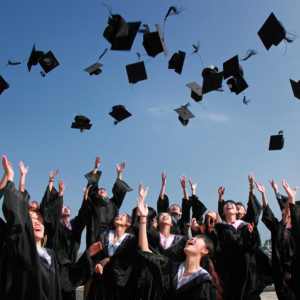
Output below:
[187,224,191,227]
[294,187,299,191]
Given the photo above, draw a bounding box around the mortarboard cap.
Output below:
[269,131,284,150]
[0,76,9,95]
[27,44,44,72]
[186,82,203,102]
[223,55,242,80]
[202,66,223,94]
[84,63,104,76]
[290,79,300,100]
[168,51,186,75]
[71,115,92,132]
[109,105,132,124]
[142,24,168,58]
[39,51,59,74]
[126,61,147,84]
[103,15,141,51]
[258,13,289,51]
[174,103,195,126]
[227,75,248,95]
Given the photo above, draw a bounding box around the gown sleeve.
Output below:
[157,194,170,214]
[196,281,219,300]
[0,187,4,200]
[72,199,88,235]
[275,193,288,211]
[191,195,207,225]
[179,198,192,238]
[218,201,225,221]
[109,178,133,210]
[289,203,300,257]
[84,170,102,197]
[242,192,263,225]
[261,204,278,232]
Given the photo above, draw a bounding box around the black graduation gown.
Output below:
[0,187,6,255]
[275,193,300,211]
[157,194,191,237]
[262,204,297,299]
[85,171,132,249]
[87,231,138,300]
[191,194,207,227]
[138,250,218,300]
[208,221,260,300]
[0,181,94,300]
[40,185,88,263]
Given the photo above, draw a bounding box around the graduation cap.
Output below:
[227,76,248,95]
[39,51,59,74]
[109,105,132,125]
[103,14,141,51]
[269,131,284,150]
[258,12,294,51]
[71,115,92,132]
[174,103,195,126]
[84,63,104,76]
[0,76,9,95]
[27,44,44,72]
[202,66,224,94]
[141,24,168,58]
[126,61,147,84]
[186,82,203,102]
[168,51,186,75]
[290,79,300,100]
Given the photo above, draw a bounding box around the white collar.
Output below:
[36,245,52,266]
[107,230,129,257]
[159,232,175,250]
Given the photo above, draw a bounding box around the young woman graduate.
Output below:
[157,172,192,237]
[87,212,138,300]
[137,185,222,300]
[0,156,102,300]
[207,182,263,300]
[256,181,297,300]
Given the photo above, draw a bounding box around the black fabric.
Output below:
[276,193,300,211]
[138,250,218,300]
[191,194,207,226]
[85,171,132,249]
[87,234,138,300]
[0,181,94,300]
[40,185,88,263]
[262,205,297,299]
[0,187,5,255]
[207,221,261,300]
[157,194,191,237]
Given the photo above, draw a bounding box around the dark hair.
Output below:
[195,235,223,300]
[125,214,132,225]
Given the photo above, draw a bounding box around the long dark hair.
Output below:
[195,235,223,300]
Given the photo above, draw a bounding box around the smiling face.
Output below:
[61,206,71,217]
[31,218,44,243]
[170,205,181,217]
[98,189,107,198]
[223,202,238,216]
[158,212,173,226]
[114,214,131,228]
[184,236,209,257]
[236,204,246,219]
[29,201,40,211]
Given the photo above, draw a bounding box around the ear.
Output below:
[201,248,209,256]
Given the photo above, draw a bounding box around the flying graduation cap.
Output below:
[223,55,248,95]
[290,79,300,100]
[174,103,195,126]
[103,14,141,51]
[141,24,168,58]
[126,61,147,84]
[168,51,186,75]
[269,131,284,151]
[27,44,44,72]
[186,82,203,102]
[109,105,132,125]
[71,115,92,132]
[201,65,224,94]
[258,12,295,51]
[84,63,104,76]
[0,76,9,95]
[39,51,59,74]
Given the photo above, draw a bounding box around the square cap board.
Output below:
[174,107,195,120]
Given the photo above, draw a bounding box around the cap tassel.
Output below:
[138,24,150,34]
[42,235,47,248]
[163,6,185,36]
[186,41,204,69]
[40,71,46,77]
[240,49,258,61]
[6,58,28,66]
[98,48,108,61]
[102,3,112,16]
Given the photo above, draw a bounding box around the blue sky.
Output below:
[1,0,300,251]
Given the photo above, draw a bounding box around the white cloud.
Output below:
[147,104,173,117]
[203,113,229,121]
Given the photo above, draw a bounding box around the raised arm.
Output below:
[159,172,167,199]
[248,172,255,195]
[85,157,102,196]
[92,156,100,174]
[189,178,197,196]
[190,178,207,226]
[180,175,189,200]
[255,182,268,207]
[18,161,28,192]
[217,186,225,219]
[116,161,126,180]
[49,169,59,192]
[0,172,7,191]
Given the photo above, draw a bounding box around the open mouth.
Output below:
[35,227,42,232]
[186,239,195,247]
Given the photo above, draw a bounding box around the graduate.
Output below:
[137,186,221,300]
[207,183,263,300]
[256,181,297,299]
[87,212,138,300]
[0,165,9,255]
[0,155,101,300]
[157,172,192,237]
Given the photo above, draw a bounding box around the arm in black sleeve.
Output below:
[72,199,88,235]
[275,193,288,211]
[289,203,300,257]
[179,197,192,237]
[218,201,225,221]
[191,194,207,225]
[0,187,4,200]
[242,192,263,225]
[84,170,102,196]
[157,194,170,214]
[110,178,132,209]
[261,204,279,232]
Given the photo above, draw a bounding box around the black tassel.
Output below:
[102,3,112,16]
[181,102,191,109]
[98,48,108,61]
[186,41,204,68]
[40,71,46,77]
[6,58,28,66]
[136,53,141,61]
[138,24,150,34]
[240,49,258,61]
[163,6,185,36]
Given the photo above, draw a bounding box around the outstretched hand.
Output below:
[179,175,186,187]
[83,185,92,200]
[139,182,149,200]
[95,157,101,169]
[268,179,278,193]
[58,179,66,195]
[282,180,298,202]
[208,222,214,233]
[218,186,225,196]
[49,169,59,180]
[94,264,103,275]
[248,172,254,185]
[136,195,148,217]
[255,182,265,194]
[189,179,197,193]
[187,217,199,232]
[19,162,28,176]
[117,162,126,173]
[161,172,167,186]
[89,242,103,257]
[2,156,13,179]
[247,222,254,234]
